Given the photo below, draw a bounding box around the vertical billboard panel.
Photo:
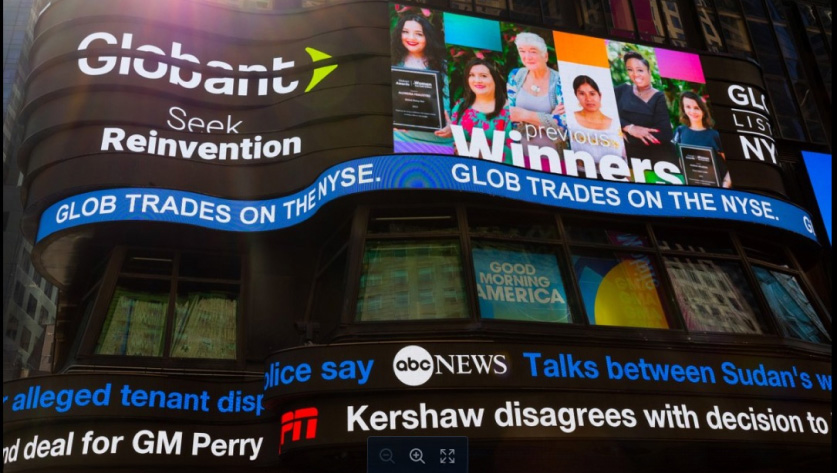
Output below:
[801,151,832,245]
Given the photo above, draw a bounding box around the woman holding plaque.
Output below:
[614,51,673,162]
[438,59,511,160]
[674,91,731,188]
[391,14,452,151]
[506,32,567,160]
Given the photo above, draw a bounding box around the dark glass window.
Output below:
[655,227,734,255]
[664,258,763,334]
[20,327,32,352]
[39,306,50,326]
[580,0,608,32]
[26,294,37,317]
[469,208,557,240]
[566,220,650,247]
[753,267,829,343]
[332,205,830,346]
[94,250,240,360]
[6,317,19,340]
[357,240,468,321]
[13,281,25,307]
[97,280,170,357]
[695,1,724,51]
[660,0,689,47]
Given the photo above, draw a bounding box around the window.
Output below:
[6,317,19,340]
[664,258,763,333]
[39,306,50,326]
[94,250,240,360]
[20,327,32,352]
[753,267,829,343]
[357,240,468,321]
[356,208,469,322]
[13,281,25,307]
[695,0,724,51]
[322,205,830,346]
[26,294,38,317]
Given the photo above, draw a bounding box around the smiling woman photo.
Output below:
[674,91,732,188]
[613,51,673,162]
[390,12,452,151]
[391,14,446,72]
[437,58,511,160]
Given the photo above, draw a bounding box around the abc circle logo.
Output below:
[393,345,433,386]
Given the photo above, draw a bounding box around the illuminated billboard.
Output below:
[20,0,811,249]
[389,3,776,189]
[801,151,832,245]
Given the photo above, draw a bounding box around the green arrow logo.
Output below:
[304,47,338,93]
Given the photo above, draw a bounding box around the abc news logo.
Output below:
[392,345,508,386]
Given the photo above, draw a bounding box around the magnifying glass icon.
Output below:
[379,448,395,464]
[409,448,425,464]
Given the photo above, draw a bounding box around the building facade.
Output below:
[3,1,831,471]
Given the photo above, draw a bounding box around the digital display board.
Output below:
[801,151,832,245]
[20,0,800,249]
[388,4,775,189]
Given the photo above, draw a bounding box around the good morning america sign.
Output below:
[37,155,818,243]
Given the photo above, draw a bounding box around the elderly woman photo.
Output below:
[614,51,673,162]
[506,32,567,167]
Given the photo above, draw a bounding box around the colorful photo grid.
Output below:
[389,3,730,188]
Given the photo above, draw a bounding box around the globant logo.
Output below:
[392,345,509,387]
[76,32,337,96]
[392,345,434,387]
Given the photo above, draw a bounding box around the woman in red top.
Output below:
[438,58,511,161]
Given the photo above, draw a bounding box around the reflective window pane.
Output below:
[631,0,665,41]
[566,221,650,247]
[171,284,238,359]
[655,227,735,254]
[581,0,607,31]
[357,240,468,321]
[368,208,457,234]
[665,258,763,334]
[753,267,829,343]
[572,251,669,328]
[96,281,169,356]
[719,14,752,53]
[661,1,688,47]
[473,241,571,323]
[122,250,174,275]
[608,0,636,35]
[696,3,724,51]
[468,208,557,240]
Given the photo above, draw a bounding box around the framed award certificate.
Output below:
[678,144,721,187]
[392,67,444,132]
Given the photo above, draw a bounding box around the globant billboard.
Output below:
[20,0,813,245]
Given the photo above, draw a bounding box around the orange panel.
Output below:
[553,31,609,67]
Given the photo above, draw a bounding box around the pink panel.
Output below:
[655,49,705,83]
